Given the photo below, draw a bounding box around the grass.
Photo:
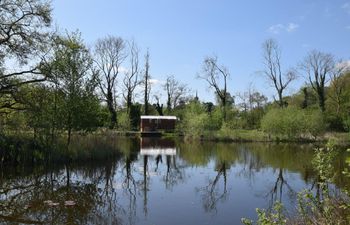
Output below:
[182,128,350,143]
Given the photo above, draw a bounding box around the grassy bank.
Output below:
[180,129,350,144]
[97,128,350,143]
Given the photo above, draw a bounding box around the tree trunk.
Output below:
[143,155,148,215]
[317,88,326,112]
[126,91,132,113]
[222,97,227,121]
[107,89,117,128]
[67,127,72,147]
[167,93,171,112]
[144,80,149,115]
[278,90,284,108]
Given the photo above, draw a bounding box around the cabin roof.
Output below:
[140,115,177,120]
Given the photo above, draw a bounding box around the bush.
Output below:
[180,101,221,136]
[261,107,325,139]
[117,111,131,131]
[304,110,326,138]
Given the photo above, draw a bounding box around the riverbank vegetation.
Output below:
[242,140,350,225]
[0,0,350,164]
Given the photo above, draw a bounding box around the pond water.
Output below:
[0,137,348,225]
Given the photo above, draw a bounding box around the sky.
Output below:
[52,0,350,103]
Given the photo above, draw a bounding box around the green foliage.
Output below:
[312,139,338,181]
[261,107,325,139]
[179,101,225,137]
[207,107,223,130]
[295,141,350,224]
[241,201,286,225]
[45,32,101,143]
[129,103,141,130]
[305,109,326,138]
[117,111,131,131]
[180,101,210,136]
[326,72,350,131]
[235,108,266,129]
[0,0,52,111]
[261,107,303,138]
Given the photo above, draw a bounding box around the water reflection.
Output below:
[140,137,177,156]
[0,138,348,225]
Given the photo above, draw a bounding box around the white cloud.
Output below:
[342,2,350,14]
[119,66,129,74]
[149,78,162,85]
[268,24,284,34]
[286,23,299,32]
[268,23,299,34]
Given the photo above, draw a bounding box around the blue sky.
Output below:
[52,0,350,103]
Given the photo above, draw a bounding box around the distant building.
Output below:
[140,115,177,133]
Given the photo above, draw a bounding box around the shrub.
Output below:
[117,111,131,131]
[261,107,303,139]
[304,110,326,138]
[261,107,325,139]
[180,101,215,136]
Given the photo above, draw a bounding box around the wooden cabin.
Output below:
[140,115,177,133]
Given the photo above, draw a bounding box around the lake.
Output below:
[0,137,348,225]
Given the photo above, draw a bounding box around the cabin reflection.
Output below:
[140,137,177,156]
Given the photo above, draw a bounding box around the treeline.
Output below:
[1,0,350,147]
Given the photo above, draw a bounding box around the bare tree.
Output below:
[94,36,127,128]
[143,50,151,115]
[300,50,334,112]
[163,75,189,112]
[262,39,297,107]
[198,56,230,120]
[123,40,140,112]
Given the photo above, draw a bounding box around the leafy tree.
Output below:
[23,84,60,142]
[0,0,52,112]
[327,71,350,131]
[48,32,101,145]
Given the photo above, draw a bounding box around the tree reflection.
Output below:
[265,168,296,208]
[195,145,239,213]
[163,155,185,190]
[0,162,128,225]
[141,155,149,217]
[199,161,228,213]
[1,139,345,224]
